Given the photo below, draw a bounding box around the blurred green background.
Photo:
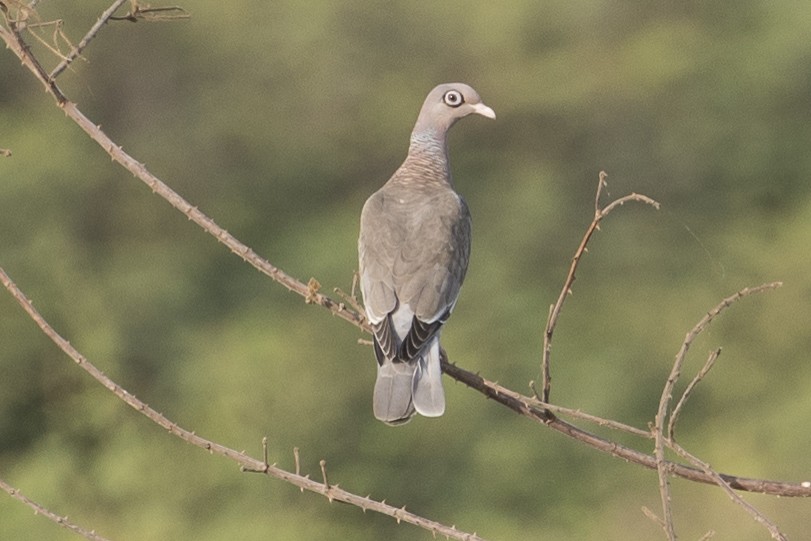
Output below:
[2,1,811,539]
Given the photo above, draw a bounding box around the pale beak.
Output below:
[471,102,496,119]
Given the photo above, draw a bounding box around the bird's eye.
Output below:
[443,90,464,107]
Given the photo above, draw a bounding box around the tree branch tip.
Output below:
[319,459,329,486]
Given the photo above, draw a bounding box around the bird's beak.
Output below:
[471,102,496,119]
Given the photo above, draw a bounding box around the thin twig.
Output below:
[0,267,487,541]
[3,7,810,504]
[0,477,112,541]
[441,354,811,497]
[653,282,782,539]
[0,16,368,332]
[641,506,666,532]
[540,171,660,402]
[9,5,75,64]
[0,2,69,103]
[108,4,189,22]
[49,0,129,79]
[668,440,788,541]
[529,394,651,439]
[334,279,365,317]
[668,348,722,439]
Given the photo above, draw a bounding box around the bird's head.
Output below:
[412,83,495,137]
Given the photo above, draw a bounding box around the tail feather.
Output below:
[411,339,445,417]
[373,360,417,425]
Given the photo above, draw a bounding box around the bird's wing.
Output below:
[359,189,403,363]
[360,186,471,362]
[394,191,471,359]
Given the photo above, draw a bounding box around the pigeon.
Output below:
[358,83,495,425]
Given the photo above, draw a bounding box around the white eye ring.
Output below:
[443,90,464,107]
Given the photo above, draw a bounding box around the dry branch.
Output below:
[539,171,660,402]
[668,440,787,541]
[0,477,112,541]
[440,356,810,497]
[668,347,721,439]
[2,6,811,541]
[2,9,809,500]
[0,267,487,541]
[48,0,130,79]
[653,282,782,540]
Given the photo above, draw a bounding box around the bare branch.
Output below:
[3,17,810,541]
[540,171,660,402]
[108,3,190,22]
[49,0,129,79]
[530,397,652,439]
[441,355,811,497]
[668,347,722,439]
[656,282,781,441]
[0,2,68,102]
[0,477,112,541]
[0,267,488,541]
[668,440,787,541]
[654,444,676,540]
[1,2,76,64]
[0,15,368,333]
[1,26,807,494]
[333,272,366,317]
[652,282,782,539]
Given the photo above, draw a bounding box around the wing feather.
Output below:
[359,178,471,363]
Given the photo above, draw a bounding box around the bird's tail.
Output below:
[373,338,446,424]
[411,338,445,417]
[374,360,417,425]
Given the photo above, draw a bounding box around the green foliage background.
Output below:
[2,1,811,539]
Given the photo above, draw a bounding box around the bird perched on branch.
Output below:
[358,83,495,425]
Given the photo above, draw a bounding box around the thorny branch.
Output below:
[0,478,112,541]
[668,347,721,440]
[667,440,787,541]
[2,5,810,541]
[652,282,783,540]
[108,3,190,22]
[0,267,486,541]
[4,15,805,496]
[538,171,660,402]
[48,0,130,79]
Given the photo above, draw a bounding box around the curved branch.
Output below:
[0,477,112,541]
[667,440,787,541]
[2,6,809,529]
[653,282,782,538]
[440,358,811,497]
[2,18,809,500]
[0,267,486,541]
[48,0,130,79]
[539,171,660,402]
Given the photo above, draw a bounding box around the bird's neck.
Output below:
[405,129,451,184]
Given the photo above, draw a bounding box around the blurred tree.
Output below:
[2,1,811,540]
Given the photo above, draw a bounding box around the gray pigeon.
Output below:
[358,83,495,425]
